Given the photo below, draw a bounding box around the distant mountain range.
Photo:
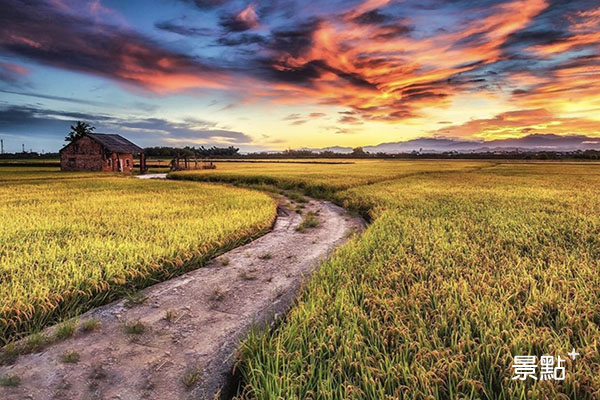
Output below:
[306,134,600,154]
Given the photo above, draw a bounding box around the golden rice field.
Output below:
[170,160,488,198]
[174,161,600,399]
[0,168,276,344]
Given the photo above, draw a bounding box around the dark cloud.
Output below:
[451,32,490,50]
[373,24,413,39]
[268,20,320,58]
[262,58,378,90]
[410,0,507,12]
[219,4,260,32]
[502,29,569,49]
[352,9,391,25]
[0,105,112,127]
[455,60,487,70]
[217,33,266,47]
[154,20,213,36]
[220,16,253,32]
[0,0,218,91]
[261,58,322,85]
[182,0,230,10]
[0,89,111,107]
[338,111,363,125]
[557,54,600,70]
[498,0,599,60]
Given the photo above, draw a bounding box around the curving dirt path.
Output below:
[0,189,365,400]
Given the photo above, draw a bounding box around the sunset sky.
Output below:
[0,0,599,152]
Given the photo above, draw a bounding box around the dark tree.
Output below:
[65,121,95,142]
[351,147,366,156]
[144,145,240,158]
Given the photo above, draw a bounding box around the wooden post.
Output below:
[140,152,146,174]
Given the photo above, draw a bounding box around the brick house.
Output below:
[60,133,146,173]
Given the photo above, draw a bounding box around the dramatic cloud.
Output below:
[0,0,226,92]
[1,0,599,150]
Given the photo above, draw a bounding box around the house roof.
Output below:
[86,133,144,154]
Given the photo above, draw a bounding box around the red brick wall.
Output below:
[60,136,134,173]
[60,136,104,171]
[105,153,134,173]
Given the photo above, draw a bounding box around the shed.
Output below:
[60,133,147,173]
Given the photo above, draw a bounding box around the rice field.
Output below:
[175,161,600,399]
[170,160,490,198]
[0,168,276,344]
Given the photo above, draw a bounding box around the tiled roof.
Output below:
[87,133,144,154]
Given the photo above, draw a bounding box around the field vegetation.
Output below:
[174,161,600,399]
[0,168,276,344]
[170,160,488,199]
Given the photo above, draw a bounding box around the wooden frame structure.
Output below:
[169,155,216,171]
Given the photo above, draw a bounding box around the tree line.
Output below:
[144,145,240,157]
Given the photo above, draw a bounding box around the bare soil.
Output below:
[0,195,365,400]
[135,173,168,179]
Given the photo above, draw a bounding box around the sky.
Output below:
[0,0,598,153]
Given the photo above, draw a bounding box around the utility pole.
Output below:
[22,143,25,153]
[0,139,3,154]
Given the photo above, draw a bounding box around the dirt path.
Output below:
[0,194,365,400]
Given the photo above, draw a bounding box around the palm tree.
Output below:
[65,121,95,142]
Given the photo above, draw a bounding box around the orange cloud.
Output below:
[262,0,548,124]
[433,108,600,139]
[237,3,259,29]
